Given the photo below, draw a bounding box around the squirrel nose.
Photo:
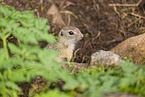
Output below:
[77,33,84,41]
[80,33,84,39]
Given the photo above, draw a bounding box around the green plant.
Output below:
[35,89,70,97]
[0,4,63,97]
[0,4,145,97]
[63,62,145,97]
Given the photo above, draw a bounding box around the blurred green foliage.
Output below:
[0,4,61,97]
[0,4,145,97]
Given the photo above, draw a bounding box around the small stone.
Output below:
[90,50,124,67]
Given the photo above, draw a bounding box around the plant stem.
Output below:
[0,73,7,97]
[2,36,9,59]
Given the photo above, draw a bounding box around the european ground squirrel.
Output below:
[46,26,84,62]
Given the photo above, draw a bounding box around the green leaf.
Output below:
[8,43,22,55]
[2,56,23,69]
[35,89,71,97]
[38,48,59,64]
[34,18,48,30]
[120,61,137,73]
[5,81,21,92]
[7,69,28,82]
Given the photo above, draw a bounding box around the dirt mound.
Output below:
[111,33,145,64]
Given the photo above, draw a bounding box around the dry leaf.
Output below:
[47,4,66,27]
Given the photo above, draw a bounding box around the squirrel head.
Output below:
[58,26,84,43]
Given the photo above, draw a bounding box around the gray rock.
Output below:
[90,50,124,67]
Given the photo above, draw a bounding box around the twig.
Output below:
[93,31,100,41]
[60,0,66,8]
[136,0,143,6]
[106,39,117,43]
[61,1,75,9]
[84,39,90,47]
[130,13,145,19]
[92,0,98,13]
[1,2,5,5]
[60,10,78,19]
[74,48,81,58]
[128,17,141,27]
[109,0,142,7]
[67,14,71,26]
[113,6,121,17]
[81,56,86,63]
[109,4,137,7]
[40,0,43,4]
[34,9,40,18]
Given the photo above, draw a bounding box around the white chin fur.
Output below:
[66,39,76,50]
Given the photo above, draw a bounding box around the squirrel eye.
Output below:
[68,31,74,35]
[60,31,63,36]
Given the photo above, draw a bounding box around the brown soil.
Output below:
[1,0,145,96]
[1,0,145,63]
